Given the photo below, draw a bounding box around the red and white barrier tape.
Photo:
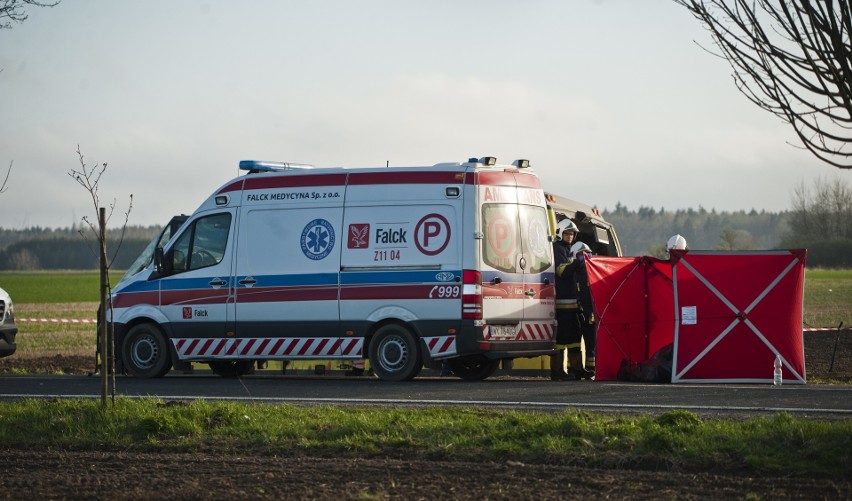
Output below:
[17,318,97,324]
[803,327,846,332]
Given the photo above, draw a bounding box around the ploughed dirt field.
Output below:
[0,330,850,500]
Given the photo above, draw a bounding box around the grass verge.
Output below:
[0,399,848,479]
[803,269,852,329]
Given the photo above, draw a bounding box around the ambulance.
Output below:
[110,156,557,381]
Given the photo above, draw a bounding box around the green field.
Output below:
[0,271,123,304]
[802,269,852,329]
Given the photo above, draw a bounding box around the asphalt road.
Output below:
[2,373,851,418]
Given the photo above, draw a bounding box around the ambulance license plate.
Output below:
[489,325,517,340]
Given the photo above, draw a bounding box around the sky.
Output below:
[1,0,847,229]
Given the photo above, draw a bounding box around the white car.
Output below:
[0,286,17,357]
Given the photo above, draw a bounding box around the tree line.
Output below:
[603,177,852,268]
[603,205,788,256]
[0,225,158,271]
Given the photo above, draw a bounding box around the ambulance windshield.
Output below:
[118,218,184,284]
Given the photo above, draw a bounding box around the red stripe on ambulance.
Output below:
[424,336,457,357]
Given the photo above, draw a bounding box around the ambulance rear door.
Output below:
[478,171,554,339]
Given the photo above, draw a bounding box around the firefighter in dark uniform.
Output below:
[571,240,596,377]
[551,219,594,380]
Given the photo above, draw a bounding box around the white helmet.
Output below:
[554,219,578,241]
[666,234,688,251]
[570,241,592,258]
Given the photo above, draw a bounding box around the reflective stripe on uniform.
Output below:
[556,298,578,310]
[556,260,574,277]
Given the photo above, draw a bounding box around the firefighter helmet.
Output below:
[570,241,592,257]
[554,219,578,241]
[666,234,688,251]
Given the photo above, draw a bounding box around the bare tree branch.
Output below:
[0,0,60,30]
[68,145,107,232]
[675,0,852,168]
[107,193,133,269]
[0,160,11,194]
[67,145,133,262]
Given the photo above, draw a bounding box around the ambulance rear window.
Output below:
[482,204,519,273]
[481,204,552,274]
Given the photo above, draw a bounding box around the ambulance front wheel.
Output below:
[122,323,172,378]
[369,324,422,381]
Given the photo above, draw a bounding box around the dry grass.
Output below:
[14,302,97,358]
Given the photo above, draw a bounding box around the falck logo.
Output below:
[348,224,370,249]
[182,307,192,319]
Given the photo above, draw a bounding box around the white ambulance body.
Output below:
[110,156,556,381]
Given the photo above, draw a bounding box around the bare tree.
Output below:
[717,227,756,250]
[785,176,852,242]
[68,145,132,407]
[0,0,60,30]
[0,160,10,193]
[68,147,133,252]
[676,1,852,168]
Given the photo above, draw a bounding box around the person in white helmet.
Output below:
[666,234,688,257]
[570,241,597,377]
[551,219,594,380]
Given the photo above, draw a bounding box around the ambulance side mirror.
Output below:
[154,247,167,275]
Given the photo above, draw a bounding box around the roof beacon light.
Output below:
[239,160,315,172]
[512,159,530,168]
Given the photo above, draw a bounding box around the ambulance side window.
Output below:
[170,213,232,273]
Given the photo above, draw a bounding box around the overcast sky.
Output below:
[1,0,846,229]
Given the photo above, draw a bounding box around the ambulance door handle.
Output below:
[524,289,536,297]
[209,279,228,287]
[239,278,257,286]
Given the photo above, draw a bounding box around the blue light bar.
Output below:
[239,160,314,172]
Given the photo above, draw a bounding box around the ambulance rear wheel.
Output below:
[369,324,422,381]
[447,356,499,381]
[122,323,171,378]
[208,360,255,378]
